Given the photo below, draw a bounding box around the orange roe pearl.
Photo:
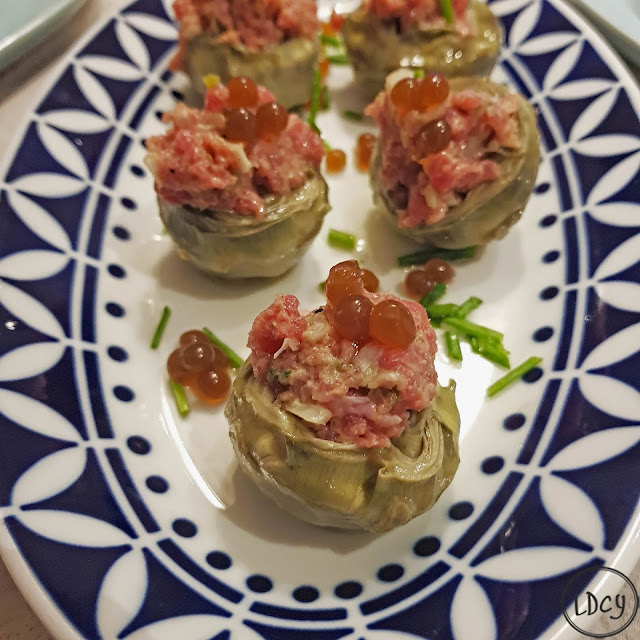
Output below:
[325,260,363,304]
[370,299,417,348]
[423,258,455,284]
[325,149,346,174]
[224,108,257,144]
[227,76,258,110]
[415,120,452,157]
[192,368,231,405]
[167,348,195,386]
[361,268,379,293]
[419,73,450,110]
[391,77,421,117]
[405,269,437,299]
[333,294,373,342]
[356,133,376,171]
[179,330,209,346]
[181,341,216,373]
[256,102,288,140]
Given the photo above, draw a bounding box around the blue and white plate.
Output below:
[0,1,639,639]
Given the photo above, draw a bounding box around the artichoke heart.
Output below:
[159,169,330,279]
[225,361,461,533]
[371,77,541,248]
[184,36,319,109]
[343,1,502,102]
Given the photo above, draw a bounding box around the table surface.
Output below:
[0,0,638,639]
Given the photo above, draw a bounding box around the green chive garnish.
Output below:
[307,68,322,134]
[320,34,342,47]
[487,357,543,397]
[445,331,462,361]
[202,327,244,369]
[328,228,357,251]
[477,338,511,369]
[413,69,425,79]
[420,282,447,309]
[454,296,483,318]
[321,85,331,110]
[425,303,458,320]
[343,110,364,121]
[440,0,455,23]
[169,381,190,417]
[318,281,326,292]
[442,316,504,343]
[150,306,171,349]
[327,54,349,65]
[397,246,476,267]
[470,336,480,353]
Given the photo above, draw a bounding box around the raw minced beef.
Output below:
[248,292,438,448]
[364,0,472,36]
[366,76,522,227]
[171,0,318,70]
[144,84,324,216]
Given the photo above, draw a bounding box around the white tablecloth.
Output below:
[0,0,638,638]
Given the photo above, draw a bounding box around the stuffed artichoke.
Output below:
[171,0,319,108]
[145,79,329,279]
[343,0,502,102]
[225,263,461,532]
[367,72,540,248]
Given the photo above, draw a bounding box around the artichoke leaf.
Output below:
[343,1,502,102]
[225,361,461,532]
[159,169,330,279]
[185,36,319,108]
[371,77,540,248]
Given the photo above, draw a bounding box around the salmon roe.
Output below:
[167,330,231,405]
[405,259,455,298]
[415,120,451,157]
[391,73,450,119]
[224,108,257,144]
[356,133,376,172]
[333,294,373,342]
[325,262,416,348]
[370,299,417,348]
[256,102,288,140]
[325,260,363,304]
[325,149,347,174]
[361,268,379,293]
[227,76,258,110]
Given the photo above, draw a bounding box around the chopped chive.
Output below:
[323,139,332,152]
[321,85,331,110]
[318,281,326,292]
[477,338,511,369]
[397,246,476,267]
[442,316,504,343]
[343,110,364,121]
[328,228,357,251]
[202,327,244,369]
[307,68,322,134]
[487,357,543,397]
[425,303,458,320]
[470,336,480,353]
[150,306,171,349]
[445,331,462,361]
[320,33,342,47]
[420,282,447,309]
[169,381,190,417]
[440,0,455,23]
[454,296,483,318]
[327,54,349,65]
[413,69,425,79]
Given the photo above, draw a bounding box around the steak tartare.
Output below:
[144,78,330,278]
[368,71,540,247]
[247,263,438,448]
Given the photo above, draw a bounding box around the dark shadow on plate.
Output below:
[152,249,295,301]
[220,466,378,554]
